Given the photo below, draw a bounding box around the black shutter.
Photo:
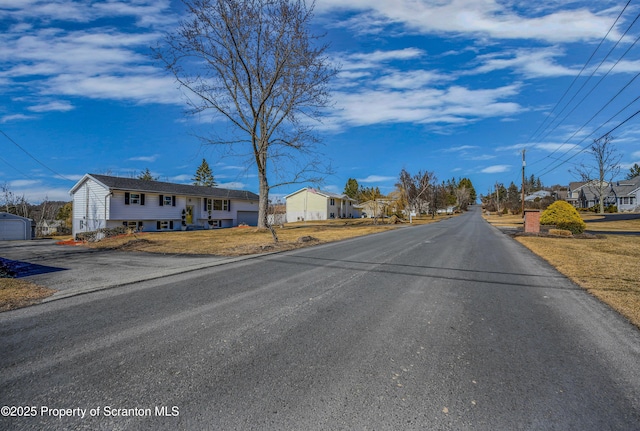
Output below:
[204,199,207,211]
[159,195,164,206]
[170,221,174,229]
[125,192,130,205]
[172,196,176,207]
[228,200,231,212]
[140,194,145,205]
[123,221,127,226]
[157,221,161,230]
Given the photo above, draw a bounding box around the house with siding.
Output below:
[285,188,359,221]
[70,174,259,238]
[567,177,639,211]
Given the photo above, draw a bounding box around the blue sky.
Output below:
[2,0,640,204]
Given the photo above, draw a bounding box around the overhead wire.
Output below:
[525,0,631,145]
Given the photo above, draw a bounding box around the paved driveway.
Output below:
[0,240,242,300]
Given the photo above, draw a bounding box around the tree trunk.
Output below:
[258,173,269,230]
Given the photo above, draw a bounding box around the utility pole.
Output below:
[521,149,526,215]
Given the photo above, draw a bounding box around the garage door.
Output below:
[0,220,26,240]
[237,211,259,226]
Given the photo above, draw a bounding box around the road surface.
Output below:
[1,207,639,430]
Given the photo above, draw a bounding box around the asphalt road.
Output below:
[1,207,639,430]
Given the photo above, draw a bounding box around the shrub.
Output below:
[540,201,586,234]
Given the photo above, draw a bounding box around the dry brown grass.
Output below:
[87,217,451,256]
[516,235,640,328]
[0,278,56,311]
[483,210,640,327]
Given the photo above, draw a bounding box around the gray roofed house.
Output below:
[70,173,260,238]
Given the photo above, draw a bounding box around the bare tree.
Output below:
[396,169,434,218]
[572,134,621,214]
[155,0,336,236]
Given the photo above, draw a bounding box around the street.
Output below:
[1,207,639,430]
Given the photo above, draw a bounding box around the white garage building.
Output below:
[0,212,34,241]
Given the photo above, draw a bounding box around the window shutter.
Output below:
[170,221,174,229]
[172,196,176,207]
[204,199,207,211]
[125,192,130,205]
[140,194,145,205]
[159,195,164,206]
[228,200,231,212]
[123,221,127,226]
[157,221,161,230]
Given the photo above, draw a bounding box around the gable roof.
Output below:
[284,187,355,201]
[70,174,259,201]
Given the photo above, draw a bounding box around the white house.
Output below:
[0,212,34,241]
[285,188,359,221]
[70,174,260,238]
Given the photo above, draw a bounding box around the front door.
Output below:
[186,206,193,224]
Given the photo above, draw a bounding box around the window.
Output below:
[164,195,173,206]
[330,198,335,206]
[130,193,141,204]
[207,199,229,211]
[156,220,175,230]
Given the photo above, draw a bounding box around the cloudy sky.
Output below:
[1,0,640,203]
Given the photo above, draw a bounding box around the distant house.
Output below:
[0,212,34,241]
[69,174,260,238]
[285,188,359,221]
[524,190,551,201]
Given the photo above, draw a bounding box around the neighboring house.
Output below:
[285,188,359,221]
[567,177,640,211]
[0,212,34,241]
[37,219,65,237]
[70,174,260,238]
[357,199,394,218]
[609,176,640,212]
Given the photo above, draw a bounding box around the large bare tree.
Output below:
[156,0,336,230]
[573,134,621,214]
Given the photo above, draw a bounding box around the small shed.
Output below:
[0,212,34,240]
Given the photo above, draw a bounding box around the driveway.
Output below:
[0,240,242,300]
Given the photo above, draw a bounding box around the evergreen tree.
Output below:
[343,178,359,200]
[626,163,640,180]
[193,159,216,187]
[138,168,157,181]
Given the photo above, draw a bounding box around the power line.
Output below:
[0,129,74,183]
[526,0,631,144]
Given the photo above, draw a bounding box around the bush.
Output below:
[540,201,586,234]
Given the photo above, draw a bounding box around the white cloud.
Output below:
[358,175,396,183]
[444,145,479,152]
[326,83,522,129]
[128,155,160,163]
[0,113,34,123]
[27,100,74,112]
[0,3,181,107]
[471,47,576,78]
[481,165,511,173]
[316,1,620,43]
